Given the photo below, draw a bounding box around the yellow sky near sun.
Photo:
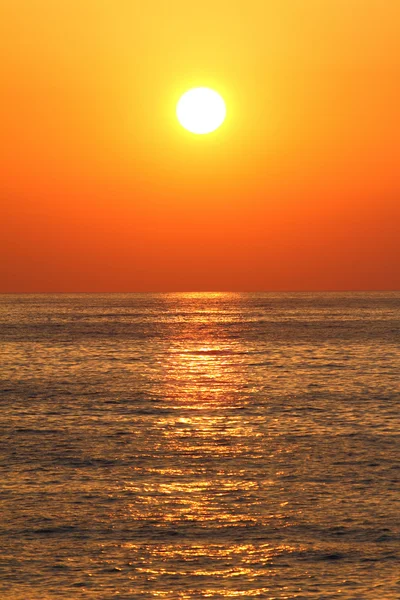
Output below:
[0,1,399,291]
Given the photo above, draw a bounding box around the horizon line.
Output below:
[1,289,399,295]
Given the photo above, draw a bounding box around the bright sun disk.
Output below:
[176,87,226,135]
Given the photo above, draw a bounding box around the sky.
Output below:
[1,0,399,292]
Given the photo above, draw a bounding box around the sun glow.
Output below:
[176,87,226,134]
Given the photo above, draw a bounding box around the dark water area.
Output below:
[0,292,399,599]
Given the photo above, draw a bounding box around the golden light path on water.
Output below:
[112,299,305,597]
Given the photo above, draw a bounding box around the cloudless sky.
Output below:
[1,0,399,291]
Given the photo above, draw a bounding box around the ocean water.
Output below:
[0,292,399,600]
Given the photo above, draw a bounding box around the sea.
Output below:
[0,292,399,599]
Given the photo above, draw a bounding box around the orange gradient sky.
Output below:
[1,0,399,292]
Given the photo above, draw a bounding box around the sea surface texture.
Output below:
[0,292,399,600]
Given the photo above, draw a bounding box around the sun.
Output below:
[176,87,226,135]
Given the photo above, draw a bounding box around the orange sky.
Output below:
[1,0,399,292]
